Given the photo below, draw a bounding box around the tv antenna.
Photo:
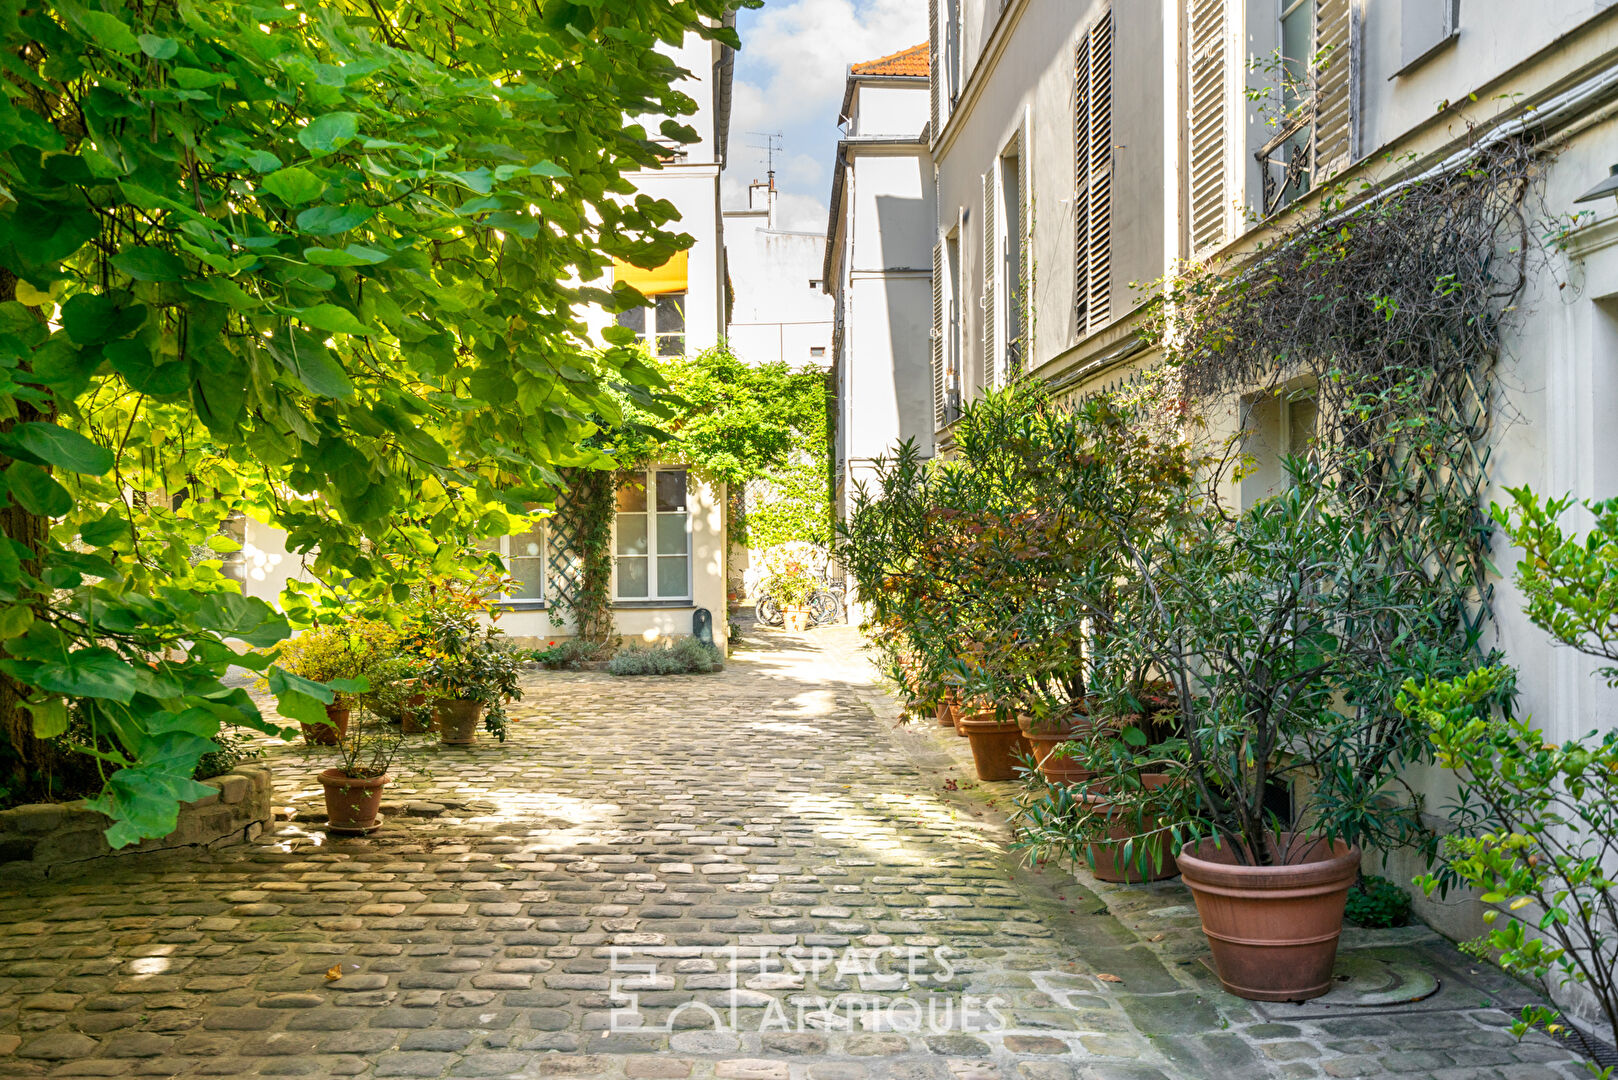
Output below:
[747,131,783,186]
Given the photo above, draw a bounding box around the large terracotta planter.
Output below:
[935,694,957,728]
[1019,713,1097,787]
[1080,774,1178,883]
[1178,834,1360,1002]
[302,704,349,746]
[319,769,388,833]
[436,698,483,745]
[783,605,811,631]
[958,711,1030,781]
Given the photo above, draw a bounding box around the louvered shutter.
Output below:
[1083,12,1113,334]
[932,241,945,429]
[1074,31,1092,328]
[929,0,941,141]
[1016,122,1031,373]
[1188,0,1228,254]
[1313,0,1352,179]
[982,171,997,389]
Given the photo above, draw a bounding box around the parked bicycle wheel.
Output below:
[754,593,783,627]
[809,588,841,627]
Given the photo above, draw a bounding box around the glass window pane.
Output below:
[509,558,545,599]
[657,333,684,357]
[657,555,689,598]
[616,515,647,556]
[616,476,647,512]
[616,306,645,336]
[657,292,686,334]
[617,556,649,598]
[655,470,687,512]
[656,512,688,555]
[511,524,544,560]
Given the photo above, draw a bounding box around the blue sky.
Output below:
[723,0,925,232]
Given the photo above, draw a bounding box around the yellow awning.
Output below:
[612,250,688,296]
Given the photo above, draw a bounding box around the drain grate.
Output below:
[1536,1020,1618,1072]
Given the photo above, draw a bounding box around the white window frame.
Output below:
[483,517,548,606]
[612,467,694,604]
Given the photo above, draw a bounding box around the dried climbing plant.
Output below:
[1152,137,1545,652]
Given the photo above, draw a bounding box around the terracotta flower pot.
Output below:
[302,704,349,746]
[1079,774,1178,883]
[436,698,483,745]
[1178,834,1360,1002]
[935,697,956,728]
[783,605,811,631]
[958,710,1030,781]
[1019,712,1097,787]
[319,769,388,833]
[400,692,431,734]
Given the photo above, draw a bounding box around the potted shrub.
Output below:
[956,699,1028,781]
[419,606,521,745]
[272,620,401,745]
[319,706,406,834]
[1077,463,1470,1001]
[765,555,818,631]
[371,654,433,734]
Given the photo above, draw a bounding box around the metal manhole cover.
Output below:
[1319,952,1440,1007]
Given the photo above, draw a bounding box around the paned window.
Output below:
[614,469,691,601]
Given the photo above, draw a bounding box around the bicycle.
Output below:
[754,577,844,629]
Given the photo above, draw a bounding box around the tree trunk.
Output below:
[0,268,54,785]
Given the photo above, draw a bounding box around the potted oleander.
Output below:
[1075,463,1470,1001]
[420,606,521,745]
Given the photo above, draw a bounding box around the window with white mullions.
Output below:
[614,468,691,602]
[478,518,548,603]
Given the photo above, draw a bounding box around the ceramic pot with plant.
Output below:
[419,606,522,746]
[369,654,431,732]
[1070,463,1465,1001]
[269,620,401,745]
[1019,704,1098,786]
[318,707,406,834]
[764,556,818,632]
[957,703,1029,781]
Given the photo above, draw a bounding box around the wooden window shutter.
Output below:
[1188,0,1228,254]
[1083,11,1113,334]
[929,0,941,140]
[1074,31,1092,329]
[932,240,946,429]
[982,170,997,389]
[1312,0,1353,180]
[1017,122,1031,373]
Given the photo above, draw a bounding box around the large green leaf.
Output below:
[262,166,324,205]
[3,423,113,475]
[32,647,141,702]
[111,247,187,282]
[295,303,375,336]
[5,461,72,517]
[297,112,360,153]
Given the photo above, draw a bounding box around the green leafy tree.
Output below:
[0,0,748,843]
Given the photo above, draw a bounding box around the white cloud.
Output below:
[724,0,924,225]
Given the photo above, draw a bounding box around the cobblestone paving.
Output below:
[0,627,1590,1079]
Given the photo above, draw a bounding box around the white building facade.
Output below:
[723,180,834,368]
[920,0,1618,1033]
[824,44,938,526]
